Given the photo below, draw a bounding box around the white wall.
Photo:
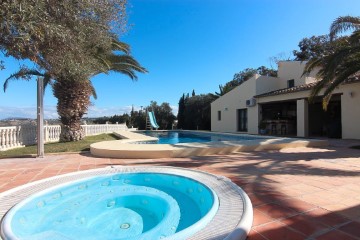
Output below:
[211,73,285,134]
[0,124,128,151]
[296,99,309,137]
[211,60,360,139]
[341,82,360,139]
[211,75,258,133]
[277,61,318,88]
[258,82,360,139]
[255,75,282,95]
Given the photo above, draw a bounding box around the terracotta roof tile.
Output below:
[254,76,360,98]
[254,82,317,98]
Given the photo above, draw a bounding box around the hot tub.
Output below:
[0,167,253,240]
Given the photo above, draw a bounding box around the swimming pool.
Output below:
[1,172,218,240]
[90,130,328,158]
[141,131,265,144]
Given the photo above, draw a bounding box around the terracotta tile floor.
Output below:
[0,140,360,240]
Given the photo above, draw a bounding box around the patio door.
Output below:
[237,109,247,132]
[308,95,342,138]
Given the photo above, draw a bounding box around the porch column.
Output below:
[258,104,263,134]
[297,99,309,137]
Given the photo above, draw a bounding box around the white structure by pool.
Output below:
[90,130,327,159]
[211,61,360,139]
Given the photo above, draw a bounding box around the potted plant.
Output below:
[258,120,267,135]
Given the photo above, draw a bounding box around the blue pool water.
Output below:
[142,131,264,144]
[1,173,218,240]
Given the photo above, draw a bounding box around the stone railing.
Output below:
[84,124,128,136]
[0,123,128,151]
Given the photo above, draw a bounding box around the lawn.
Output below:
[0,134,119,158]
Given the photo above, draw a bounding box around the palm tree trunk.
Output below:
[53,78,92,142]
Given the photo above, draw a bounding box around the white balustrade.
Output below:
[0,126,24,150]
[0,123,128,151]
[44,125,61,143]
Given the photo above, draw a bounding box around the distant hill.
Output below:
[0,119,36,127]
[0,118,98,127]
[0,118,61,127]
[1,117,33,121]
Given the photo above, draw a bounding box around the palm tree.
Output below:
[214,84,235,97]
[55,39,147,141]
[4,39,147,141]
[303,16,360,110]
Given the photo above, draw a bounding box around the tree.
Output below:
[293,35,347,61]
[4,39,147,141]
[215,81,237,97]
[303,16,360,109]
[183,94,216,130]
[93,113,131,126]
[177,94,186,129]
[53,78,93,140]
[146,101,176,130]
[293,35,332,61]
[0,1,128,78]
[233,68,258,84]
[1,1,147,141]
[56,40,146,141]
[130,105,135,127]
[216,66,277,96]
[256,66,277,77]
[214,84,235,97]
[132,111,146,130]
[192,89,196,96]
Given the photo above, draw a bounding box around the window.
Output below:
[218,111,221,121]
[287,79,295,88]
[237,109,247,131]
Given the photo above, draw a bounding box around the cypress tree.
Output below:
[177,94,185,129]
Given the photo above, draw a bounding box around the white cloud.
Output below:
[86,105,133,117]
[87,105,179,117]
[0,104,179,120]
[0,105,58,119]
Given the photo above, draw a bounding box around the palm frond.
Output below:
[312,54,360,109]
[322,94,332,111]
[42,73,54,95]
[4,68,45,92]
[107,54,148,73]
[111,39,130,54]
[88,80,98,99]
[348,30,360,45]
[309,79,328,102]
[91,39,147,83]
[302,57,323,76]
[305,15,360,109]
[94,55,112,72]
[111,68,138,80]
[322,61,360,98]
[319,46,355,80]
[330,16,360,40]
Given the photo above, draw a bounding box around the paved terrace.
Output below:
[0,139,359,240]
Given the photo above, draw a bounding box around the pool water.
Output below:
[1,173,218,240]
[142,131,264,144]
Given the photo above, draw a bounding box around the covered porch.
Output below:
[258,96,342,139]
[258,100,297,136]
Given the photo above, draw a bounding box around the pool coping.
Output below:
[90,130,328,159]
[0,166,253,240]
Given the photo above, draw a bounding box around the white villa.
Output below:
[211,61,360,139]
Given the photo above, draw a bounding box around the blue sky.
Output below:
[1,0,360,119]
